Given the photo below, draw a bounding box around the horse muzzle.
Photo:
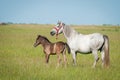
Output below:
[50,31,55,36]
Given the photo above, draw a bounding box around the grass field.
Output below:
[0,24,120,80]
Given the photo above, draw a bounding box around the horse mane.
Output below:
[63,24,78,38]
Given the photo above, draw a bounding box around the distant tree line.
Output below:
[0,22,13,25]
[102,24,120,26]
[0,22,120,26]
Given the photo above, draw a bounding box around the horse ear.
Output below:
[58,20,62,24]
[62,23,65,26]
[58,20,61,23]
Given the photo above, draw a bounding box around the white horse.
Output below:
[50,21,110,68]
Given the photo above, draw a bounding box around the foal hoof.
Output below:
[73,63,77,66]
[97,57,99,62]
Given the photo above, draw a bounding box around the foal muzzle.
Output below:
[33,43,37,47]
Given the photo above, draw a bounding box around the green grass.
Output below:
[0,24,120,80]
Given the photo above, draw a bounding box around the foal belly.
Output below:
[50,53,56,55]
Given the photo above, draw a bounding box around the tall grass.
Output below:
[0,24,120,80]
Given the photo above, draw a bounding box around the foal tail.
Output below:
[103,35,110,67]
[65,43,71,54]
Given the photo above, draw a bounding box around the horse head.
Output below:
[50,21,65,39]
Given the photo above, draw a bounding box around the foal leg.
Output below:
[63,50,67,67]
[45,54,50,63]
[92,50,99,68]
[57,53,61,67]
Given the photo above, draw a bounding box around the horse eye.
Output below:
[57,25,60,28]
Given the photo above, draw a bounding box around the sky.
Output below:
[0,0,120,25]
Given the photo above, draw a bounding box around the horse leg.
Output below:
[71,50,77,65]
[92,50,99,68]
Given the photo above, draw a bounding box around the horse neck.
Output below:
[63,25,78,39]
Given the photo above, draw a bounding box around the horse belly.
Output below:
[77,44,91,53]
[68,36,90,53]
[77,37,91,52]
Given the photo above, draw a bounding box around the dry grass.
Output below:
[0,24,120,80]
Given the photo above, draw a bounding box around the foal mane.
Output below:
[38,35,51,43]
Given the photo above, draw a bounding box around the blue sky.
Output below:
[0,0,120,25]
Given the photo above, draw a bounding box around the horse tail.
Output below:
[65,43,71,54]
[103,35,110,67]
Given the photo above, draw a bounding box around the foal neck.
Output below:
[41,38,51,47]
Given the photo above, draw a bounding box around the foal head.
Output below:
[33,35,50,47]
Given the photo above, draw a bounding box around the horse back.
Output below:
[69,33,104,53]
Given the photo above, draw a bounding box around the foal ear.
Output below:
[37,35,41,37]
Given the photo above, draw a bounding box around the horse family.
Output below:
[34,35,70,67]
[50,21,110,68]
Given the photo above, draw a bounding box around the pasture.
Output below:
[0,24,120,80]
